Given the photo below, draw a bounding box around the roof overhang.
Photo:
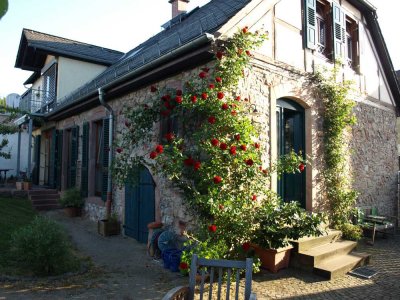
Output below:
[348,0,400,115]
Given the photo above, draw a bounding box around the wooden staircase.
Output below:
[29,189,61,211]
[290,230,370,280]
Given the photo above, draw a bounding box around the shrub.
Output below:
[10,216,79,275]
[59,187,84,208]
[339,223,363,241]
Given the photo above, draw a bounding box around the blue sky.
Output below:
[0,0,399,98]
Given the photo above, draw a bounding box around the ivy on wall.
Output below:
[314,64,358,227]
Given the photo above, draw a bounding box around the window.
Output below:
[305,0,359,70]
[345,17,359,71]
[316,0,332,58]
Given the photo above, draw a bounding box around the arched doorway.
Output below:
[276,98,306,208]
[124,165,155,243]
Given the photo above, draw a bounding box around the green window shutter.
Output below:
[81,123,89,197]
[49,128,57,188]
[56,130,63,190]
[304,0,317,49]
[102,118,110,201]
[332,1,346,61]
[69,126,79,188]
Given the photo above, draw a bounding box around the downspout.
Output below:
[98,88,113,219]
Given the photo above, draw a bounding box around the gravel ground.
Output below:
[0,210,399,299]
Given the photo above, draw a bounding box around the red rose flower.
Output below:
[246,50,251,56]
[220,143,228,150]
[245,159,254,166]
[150,151,157,159]
[238,48,243,56]
[191,95,197,103]
[201,67,210,73]
[236,96,241,101]
[143,104,149,109]
[221,103,229,110]
[254,143,260,149]
[199,71,207,79]
[242,26,248,34]
[219,204,224,210]
[251,194,257,201]
[176,89,183,96]
[150,85,157,93]
[184,157,195,166]
[124,120,131,127]
[209,83,215,89]
[263,169,268,175]
[202,92,208,100]
[211,138,219,146]
[213,176,222,184]
[234,134,240,141]
[215,77,222,83]
[165,132,174,142]
[299,163,305,172]
[208,224,217,232]
[216,51,223,60]
[194,161,201,171]
[155,145,164,154]
[208,116,216,124]
[242,242,251,252]
[217,92,224,100]
[231,110,237,116]
[240,144,247,151]
[230,146,237,155]
[179,262,189,270]
[175,96,182,104]
[244,98,249,102]
[116,147,123,154]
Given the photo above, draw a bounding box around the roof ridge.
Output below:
[23,28,124,55]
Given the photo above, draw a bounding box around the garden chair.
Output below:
[162,254,256,300]
[357,207,396,245]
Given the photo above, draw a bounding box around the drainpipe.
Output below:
[98,88,113,219]
[16,125,21,179]
[27,117,33,180]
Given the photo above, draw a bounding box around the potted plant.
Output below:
[98,212,121,236]
[59,188,84,217]
[15,180,23,190]
[251,200,324,273]
[23,177,32,190]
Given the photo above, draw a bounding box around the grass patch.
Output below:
[0,197,82,276]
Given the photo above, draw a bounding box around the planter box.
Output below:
[23,182,32,190]
[64,207,82,217]
[252,244,293,273]
[98,219,121,236]
[15,182,23,190]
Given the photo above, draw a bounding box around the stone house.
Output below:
[15,0,399,243]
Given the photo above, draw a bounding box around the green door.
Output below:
[277,99,306,208]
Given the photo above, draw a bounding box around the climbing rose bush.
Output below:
[113,28,314,267]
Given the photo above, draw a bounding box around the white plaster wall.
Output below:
[57,57,107,100]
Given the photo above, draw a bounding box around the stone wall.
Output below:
[52,57,398,230]
[351,102,398,216]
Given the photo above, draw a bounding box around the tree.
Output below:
[0,98,19,159]
[0,0,8,20]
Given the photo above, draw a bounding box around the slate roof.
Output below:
[50,0,250,113]
[15,29,124,69]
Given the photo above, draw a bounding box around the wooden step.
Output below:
[28,189,59,196]
[31,199,60,205]
[314,252,370,280]
[291,230,342,252]
[292,240,357,269]
[30,194,60,201]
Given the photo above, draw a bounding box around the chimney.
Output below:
[169,0,189,18]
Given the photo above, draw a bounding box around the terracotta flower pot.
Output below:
[252,244,293,273]
[15,182,23,190]
[23,182,32,190]
[64,207,82,217]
